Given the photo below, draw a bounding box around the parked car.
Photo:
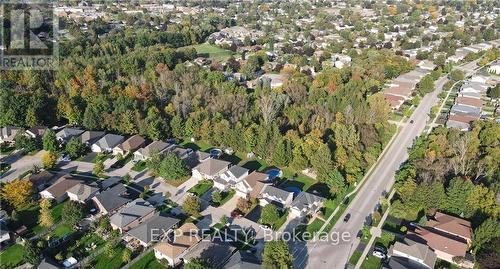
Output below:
[231,210,242,219]
[374,246,387,254]
[343,213,351,222]
[260,225,271,231]
[372,250,387,259]
[409,222,418,227]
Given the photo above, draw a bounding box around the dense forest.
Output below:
[0,11,417,198]
[391,122,499,268]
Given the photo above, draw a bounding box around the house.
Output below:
[37,258,62,269]
[39,176,84,203]
[223,251,261,269]
[79,130,105,146]
[184,150,211,169]
[487,64,500,74]
[258,185,294,208]
[134,141,172,161]
[406,212,472,267]
[66,183,99,203]
[126,214,180,247]
[455,97,484,108]
[234,171,270,198]
[25,126,47,139]
[0,126,20,144]
[110,198,155,233]
[92,183,132,215]
[113,135,145,156]
[470,75,488,84]
[213,165,249,191]
[28,171,55,192]
[450,104,481,116]
[183,239,236,269]
[192,158,231,180]
[385,238,437,269]
[153,223,201,267]
[290,192,326,218]
[56,128,84,143]
[417,60,436,71]
[91,134,124,153]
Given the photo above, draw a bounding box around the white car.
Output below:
[372,250,387,259]
[62,257,78,268]
[260,225,271,231]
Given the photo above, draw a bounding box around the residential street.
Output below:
[295,60,481,269]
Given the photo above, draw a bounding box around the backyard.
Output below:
[188,180,213,196]
[91,243,128,269]
[128,251,167,269]
[0,244,25,269]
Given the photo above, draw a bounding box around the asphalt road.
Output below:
[296,60,480,268]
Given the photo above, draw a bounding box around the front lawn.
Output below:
[360,255,382,269]
[188,180,213,196]
[272,210,289,231]
[131,161,147,172]
[0,244,25,269]
[92,243,128,269]
[128,251,167,269]
[111,153,133,168]
[92,153,110,164]
[213,189,235,207]
[162,175,190,187]
[306,218,325,234]
[348,250,363,266]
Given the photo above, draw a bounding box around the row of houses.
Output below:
[446,74,495,130]
[384,212,474,269]
[383,60,436,109]
[446,40,500,63]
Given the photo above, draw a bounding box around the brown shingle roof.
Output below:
[455,97,484,108]
[153,223,200,259]
[42,176,84,199]
[407,226,468,257]
[120,135,145,151]
[426,212,472,241]
[448,114,477,124]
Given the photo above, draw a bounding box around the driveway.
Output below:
[1,150,45,183]
[220,194,239,212]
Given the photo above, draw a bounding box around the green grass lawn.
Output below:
[192,43,234,60]
[128,251,167,269]
[279,170,316,191]
[306,218,325,234]
[215,189,236,207]
[348,250,362,266]
[92,244,127,269]
[67,233,106,260]
[0,244,25,269]
[131,161,147,172]
[272,210,290,231]
[111,153,133,168]
[51,224,73,238]
[92,153,110,164]
[188,180,213,196]
[30,199,70,235]
[0,145,15,154]
[180,139,213,151]
[322,199,337,218]
[374,231,396,249]
[360,255,382,269]
[162,175,191,187]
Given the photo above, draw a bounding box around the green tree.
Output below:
[273,139,292,167]
[170,115,184,138]
[473,218,500,254]
[488,85,500,99]
[122,248,132,263]
[65,137,86,159]
[261,204,279,227]
[443,177,474,216]
[42,129,57,152]
[184,258,211,269]
[62,201,84,228]
[320,169,346,195]
[262,240,293,269]
[182,195,201,217]
[145,107,169,140]
[449,69,465,81]
[93,159,105,177]
[24,240,41,265]
[417,75,435,94]
[211,190,222,205]
[39,199,54,228]
[41,151,58,169]
[159,153,189,180]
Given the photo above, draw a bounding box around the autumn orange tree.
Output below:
[1,179,34,210]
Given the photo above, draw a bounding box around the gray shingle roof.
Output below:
[228,165,249,179]
[450,104,481,115]
[138,141,171,157]
[79,130,105,144]
[223,251,261,269]
[291,192,326,211]
[93,183,131,212]
[183,239,236,268]
[261,185,293,203]
[93,134,124,150]
[110,198,155,228]
[194,158,231,176]
[127,214,180,244]
[56,128,84,140]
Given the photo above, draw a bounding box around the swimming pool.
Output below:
[209,148,222,158]
[266,168,282,180]
[285,186,301,197]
